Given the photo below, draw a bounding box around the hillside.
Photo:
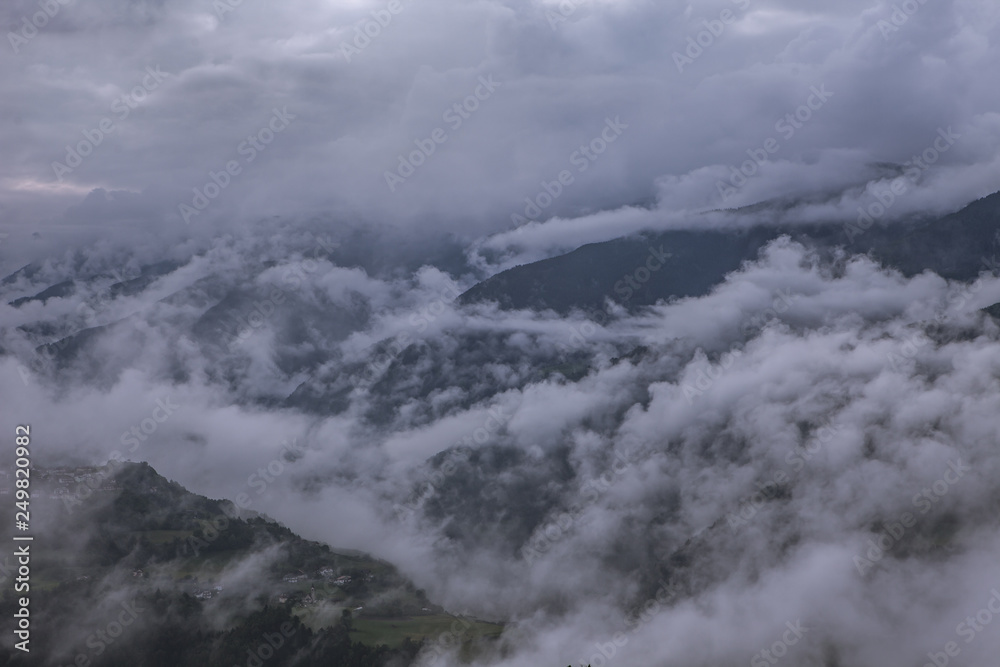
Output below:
[459,191,1000,314]
[0,462,501,666]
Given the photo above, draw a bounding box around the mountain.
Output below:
[0,462,500,666]
[10,192,999,421]
[459,191,1000,314]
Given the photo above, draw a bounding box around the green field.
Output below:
[349,614,503,649]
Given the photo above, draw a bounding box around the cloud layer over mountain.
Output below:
[5,1,1000,665]
[3,0,1000,260]
[3,229,1000,665]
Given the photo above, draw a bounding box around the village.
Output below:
[31,464,123,499]
[171,566,381,613]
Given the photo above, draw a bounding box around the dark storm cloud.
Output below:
[2,0,999,265]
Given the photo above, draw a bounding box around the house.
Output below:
[334,575,352,586]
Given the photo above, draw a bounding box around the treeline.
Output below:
[0,589,421,667]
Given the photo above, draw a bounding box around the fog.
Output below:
[4,0,1000,665]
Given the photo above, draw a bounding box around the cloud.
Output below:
[7,232,1000,664]
[4,1,1000,664]
[3,0,1000,263]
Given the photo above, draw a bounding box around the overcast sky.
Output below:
[2,0,1000,266]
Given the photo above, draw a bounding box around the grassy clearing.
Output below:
[349,614,503,649]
